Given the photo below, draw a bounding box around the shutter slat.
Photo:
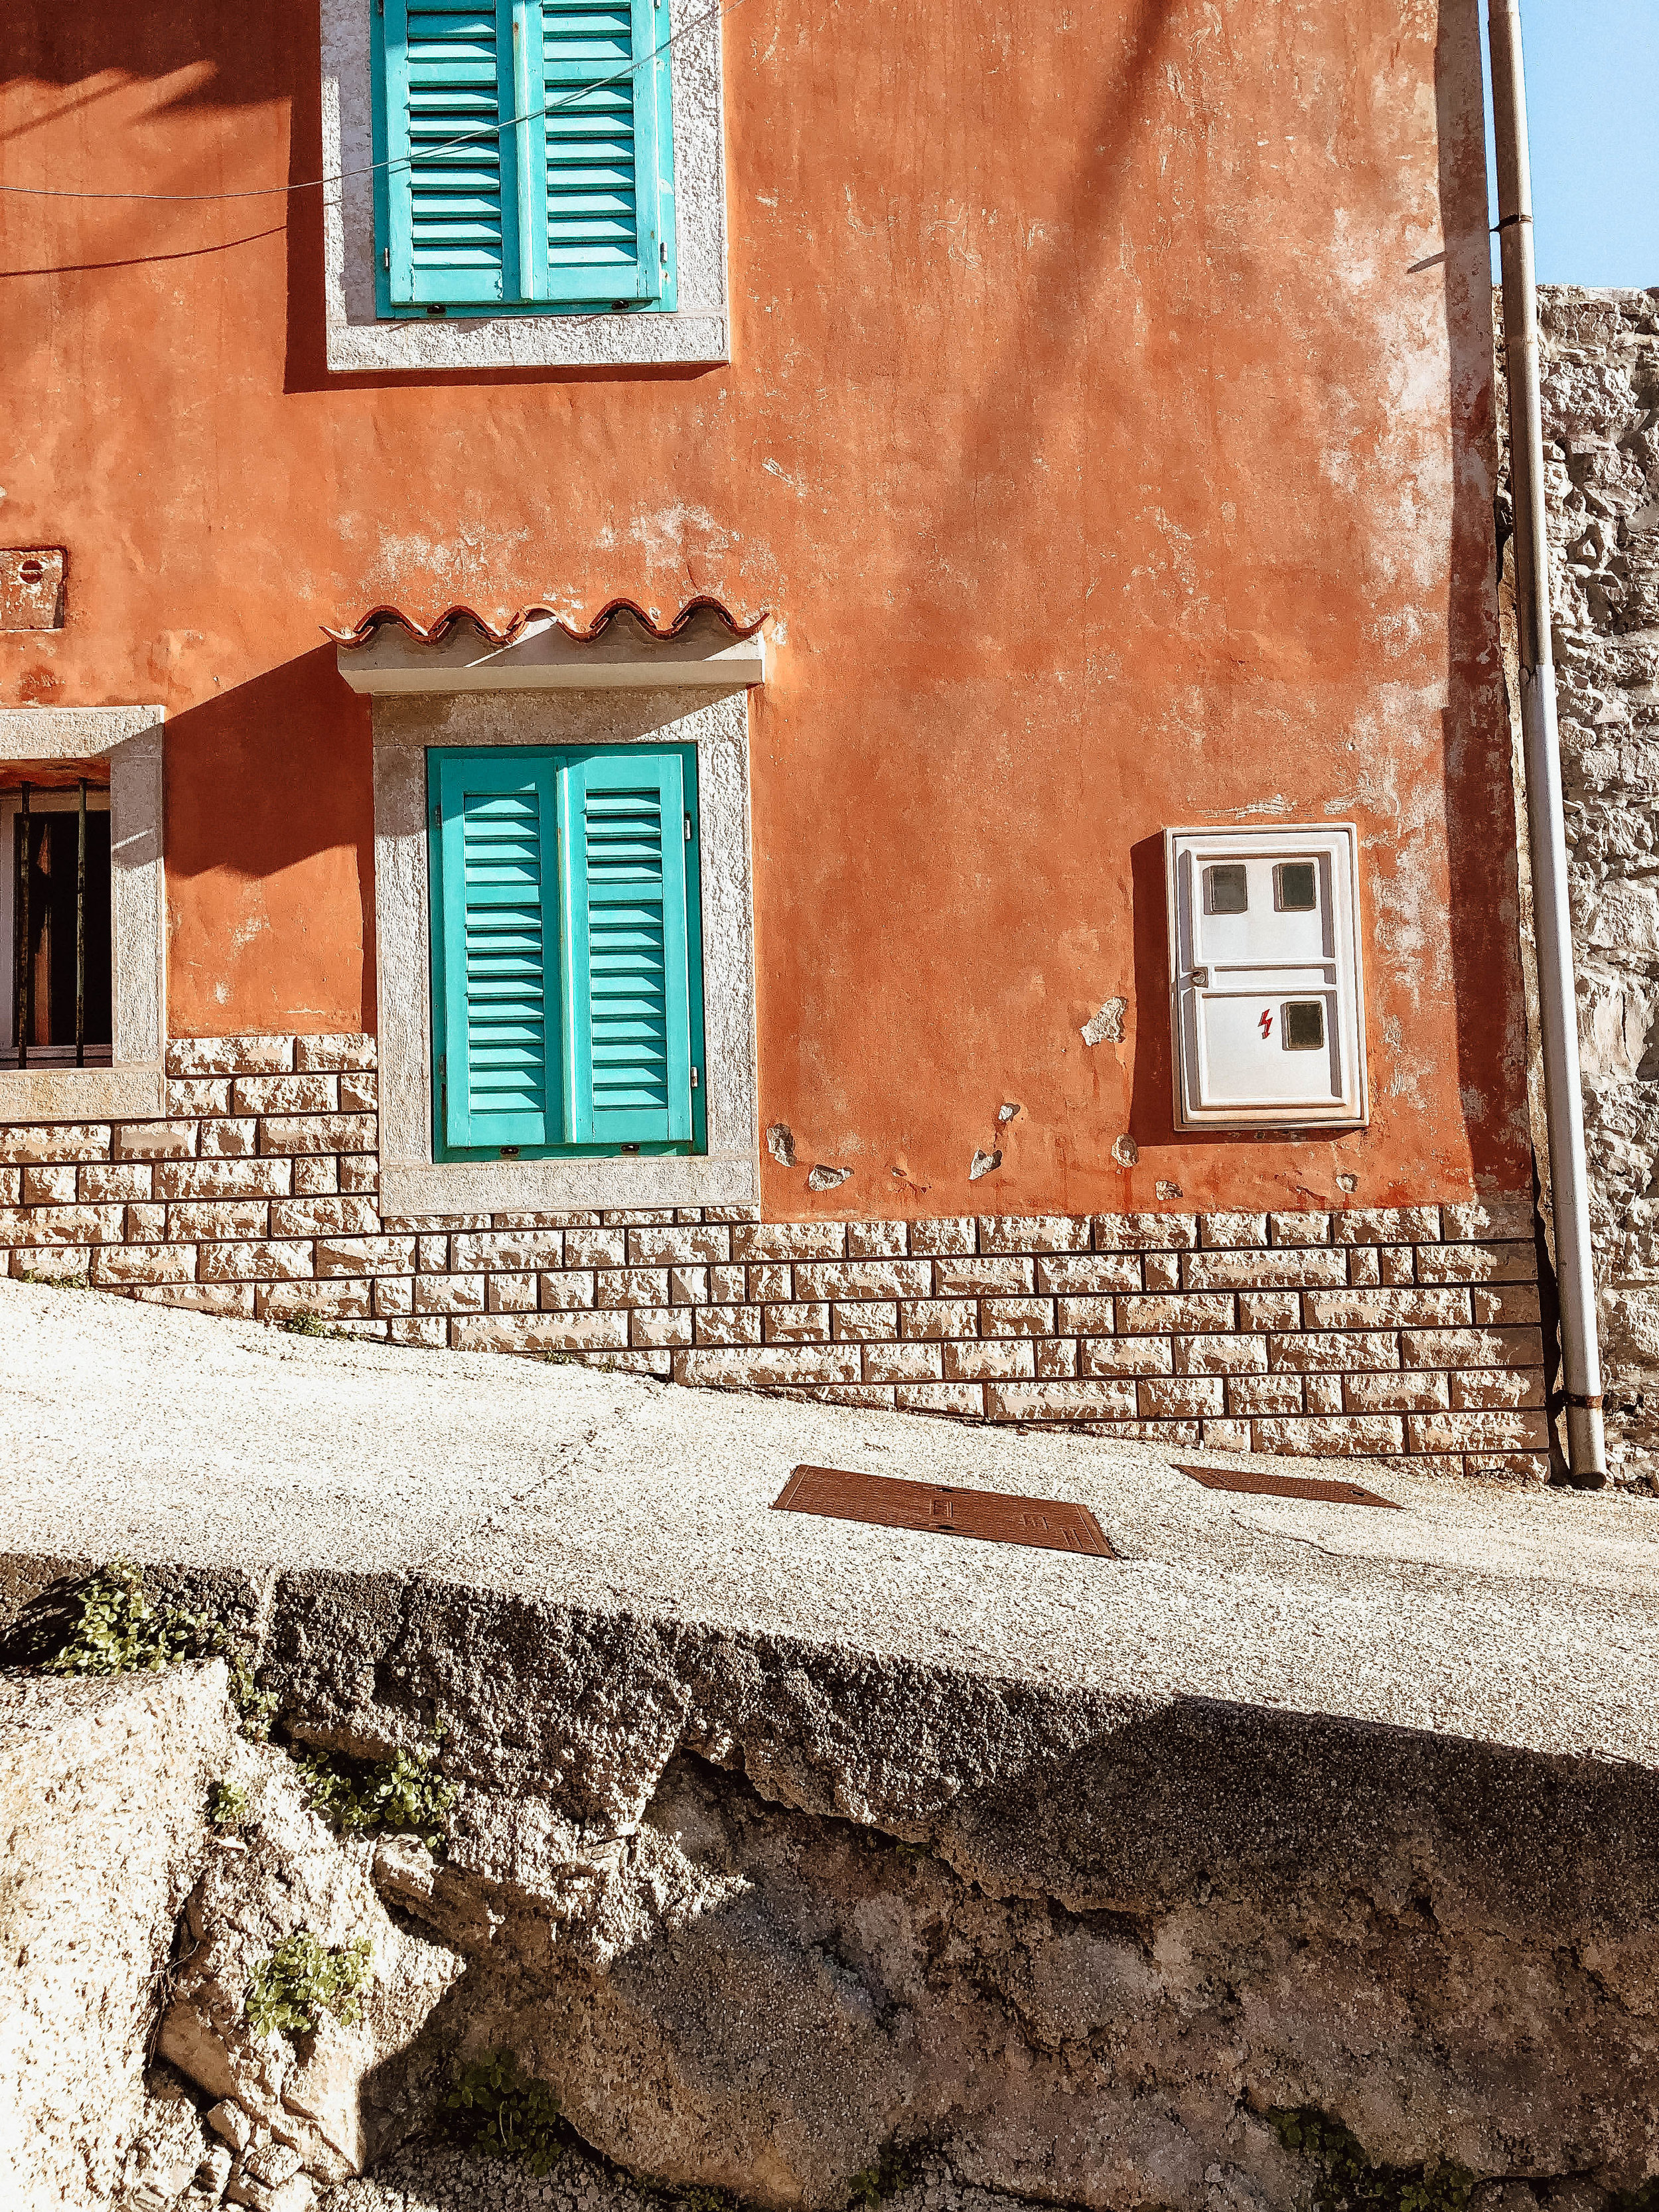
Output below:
[386,0,514,302]
[433,753,558,1148]
[563,751,692,1142]
[539,0,664,296]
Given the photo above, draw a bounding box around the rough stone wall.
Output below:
[0,1034,1548,1477]
[7,1558,1659,2212]
[1520,288,1659,1477]
[0,1665,234,2210]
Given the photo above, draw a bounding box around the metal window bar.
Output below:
[16,782,29,1072]
[76,778,86,1068]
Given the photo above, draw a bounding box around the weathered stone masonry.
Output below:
[1518,288,1659,1481]
[0,1033,1548,1479]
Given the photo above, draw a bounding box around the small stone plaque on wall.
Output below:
[0,549,66,631]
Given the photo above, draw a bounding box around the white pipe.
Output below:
[1486,0,1607,1483]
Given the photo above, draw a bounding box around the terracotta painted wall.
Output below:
[1,0,1527,1219]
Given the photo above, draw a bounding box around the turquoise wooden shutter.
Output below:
[559,751,692,1142]
[432,753,561,1148]
[384,1,522,306]
[537,0,673,305]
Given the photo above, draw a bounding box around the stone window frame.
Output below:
[373,688,758,1217]
[320,0,731,375]
[0,706,167,1121]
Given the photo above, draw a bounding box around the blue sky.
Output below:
[1482,0,1659,285]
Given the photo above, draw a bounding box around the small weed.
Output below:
[444,2051,571,2175]
[228,1653,279,1742]
[210,1779,250,1828]
[44,1559,212,1678]
[42,1559,278,1741]
[539,1350,579,1366]
[246,1933,372,2039]
[19,1267,91,1290]
[277,1311,353,1341]
[843,2141,927,2209]
[1270,2110,1476,2212]
[664,2187,743,2212]
[294,1737,459,1852]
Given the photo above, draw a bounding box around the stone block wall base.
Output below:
[0,1035,1551,1481]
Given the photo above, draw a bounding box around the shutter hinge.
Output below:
[690,1066,699,1090]
[384,247,390,271]
[684,812,693,842]
[433,799,441,826]
[377,0,384,14]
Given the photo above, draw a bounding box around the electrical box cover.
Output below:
[1165,824,1368,1130]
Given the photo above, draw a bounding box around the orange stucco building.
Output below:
[0,0,1551,1473]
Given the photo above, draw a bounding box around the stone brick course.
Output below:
[0,1032,1553,1478]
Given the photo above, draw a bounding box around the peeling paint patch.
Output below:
[1081,997,1127,1047]
[1112,1136,1139,1167]
[997,1102,1021,1123]
[806,1163,850,1192]
[766,1123,796,1167]
[1337,1173,1358,1194]
[969,1149,1002,1182]
[1155,1180,1183,1201]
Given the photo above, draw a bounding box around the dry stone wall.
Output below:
[0,1031,1548,1478]
[1524,287,1659,1477]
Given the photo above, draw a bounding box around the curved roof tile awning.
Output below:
[330,597,768,694]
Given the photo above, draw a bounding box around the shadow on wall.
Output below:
[163,646,377,1037]
[4,16,281,106]
[1430,0,1530,1187]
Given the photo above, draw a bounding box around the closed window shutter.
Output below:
[537,0,672,304]
[432,754,559,1148]
[560,750,693,1143]
[384,0,521,305]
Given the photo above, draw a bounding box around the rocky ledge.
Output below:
[1,1282,1656,2212]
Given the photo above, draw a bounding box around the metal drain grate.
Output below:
[1176,1463,1400,1509]
[772,1465,1116,1555]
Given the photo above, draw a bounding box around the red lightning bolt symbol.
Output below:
[1259,1009,1273,1039]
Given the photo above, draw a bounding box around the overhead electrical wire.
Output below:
[0,0,744,203]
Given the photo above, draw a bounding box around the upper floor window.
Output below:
[373,0,676,318]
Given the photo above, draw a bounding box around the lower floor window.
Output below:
[428,743,705,1161]
[3,778,113,1070]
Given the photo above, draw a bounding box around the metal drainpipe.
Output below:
[1486,0,1607,1483]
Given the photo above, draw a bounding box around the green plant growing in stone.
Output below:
[277,1310,352,1340]
[19,1266,90,1290]
[228,1653,279,1742]
[293,1737,459,1851]
[1269,2109,1477,2212]
[843,2140,927,2211]
[42,1558,279,1741]
[210,1779,250,1828]
[245,1933,372,2039]
[443,2051,571,2175]
[661,2186,743,2212]
[44,1559,212,1677]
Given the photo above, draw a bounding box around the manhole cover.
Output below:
[1176,1464,1399,1509]
[772,1465,1116,1556]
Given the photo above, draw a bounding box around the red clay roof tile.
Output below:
[326,595,767,649]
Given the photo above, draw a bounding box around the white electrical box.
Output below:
[1165,824,1368,1131]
